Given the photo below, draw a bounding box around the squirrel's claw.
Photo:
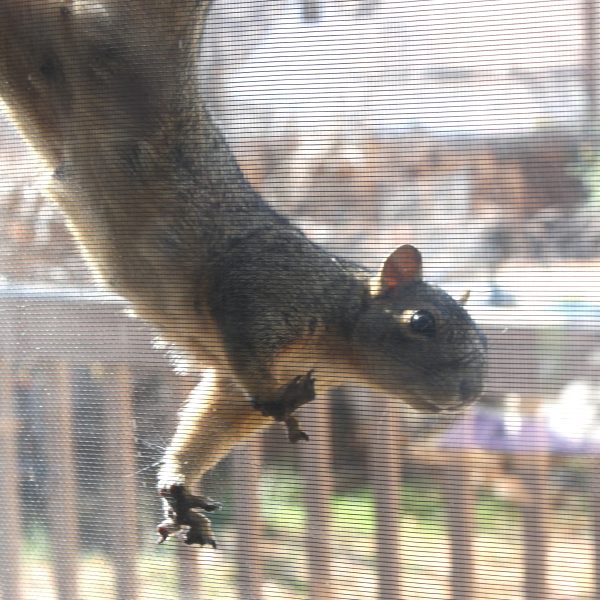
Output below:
[285,416,310,443]
[252,370,316,442]
[157,517,180,544]
[183,511,218,548]
[157,484,220,547]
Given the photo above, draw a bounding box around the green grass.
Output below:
[473,490,522,532]
[258,468,521,541]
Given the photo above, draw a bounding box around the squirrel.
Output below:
[0,0,486,548]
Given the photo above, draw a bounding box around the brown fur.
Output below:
[0,0,486,546]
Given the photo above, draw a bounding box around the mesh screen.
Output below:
[0,1,598,599]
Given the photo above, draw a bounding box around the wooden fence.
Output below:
[0,287,599,600]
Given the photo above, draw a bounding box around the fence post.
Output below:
[443,450,475,600]
[0,359,24,600]
[40,361,80,600]
[584,0,599,141]
[300,399,335,600]
[104,364,140,599]
[518,450,550,600]
[362,390,403,600]
[176,544,204,599]
[233,435,264,600]
[591,457,600,596]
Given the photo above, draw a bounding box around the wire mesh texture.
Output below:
[1,0,600,599]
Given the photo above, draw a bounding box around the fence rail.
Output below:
[1,289,599,599]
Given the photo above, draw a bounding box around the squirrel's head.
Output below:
[353,245,487,413]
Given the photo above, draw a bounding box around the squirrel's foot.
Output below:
[157,484,221,548]
[285,415,310,443]
[252,370,315,443]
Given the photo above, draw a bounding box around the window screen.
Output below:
[0,1,597,599]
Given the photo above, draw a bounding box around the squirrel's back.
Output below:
[0,0,294,359]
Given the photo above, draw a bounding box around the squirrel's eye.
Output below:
[409,309,436,338]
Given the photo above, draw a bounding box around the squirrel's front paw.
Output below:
[157,484,221,548]
[252,370,315,442]
[284,415,310,443]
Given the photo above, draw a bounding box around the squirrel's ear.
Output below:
[380,244,423,290]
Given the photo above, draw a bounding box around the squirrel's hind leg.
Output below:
[157,368,271,546]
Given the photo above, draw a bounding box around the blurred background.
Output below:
[1,0,600,598]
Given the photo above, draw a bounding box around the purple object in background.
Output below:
[438,404,600,454]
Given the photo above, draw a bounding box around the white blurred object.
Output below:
[542,352,600,447]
